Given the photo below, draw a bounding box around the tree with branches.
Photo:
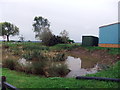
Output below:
[0,22,19,41]
[60,30,69,43]
[33,16,53,45]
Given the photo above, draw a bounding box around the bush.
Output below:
[48,63,69,77]
[2,45,9,49]
[15,63,24,72]
[3,59,17,70]
[47,35,64,46]
[22,50,46,61]
[32,50,44,59]
[13,49,20,56]
[53,53,67,61]
[32,61,46,75]
[22,51,33,60]
[24,65,33,74]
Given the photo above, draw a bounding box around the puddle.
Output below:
[65,56,98,77]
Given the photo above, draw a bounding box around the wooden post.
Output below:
[1,76,18,90]
[1,76,6,90]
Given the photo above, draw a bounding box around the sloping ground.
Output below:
[67,47,119,68]
[2,61,120,88]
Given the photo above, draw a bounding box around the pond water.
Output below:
[18,56,99,78]
[65,56,98,77]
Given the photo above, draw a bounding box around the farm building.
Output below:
[82,36,98,46]
[99,22,120,48]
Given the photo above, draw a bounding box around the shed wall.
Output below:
[99,24,119,44]
[82,36,98,46]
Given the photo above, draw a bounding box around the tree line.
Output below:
[0,16,74,46]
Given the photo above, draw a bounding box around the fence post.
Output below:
[1,76,6,90]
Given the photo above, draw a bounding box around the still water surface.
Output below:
[65,56,98,77]
[18,56,99,77]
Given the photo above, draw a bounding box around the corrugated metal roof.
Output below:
[99,22,120,28]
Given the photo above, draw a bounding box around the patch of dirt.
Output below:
[67,47,119,68]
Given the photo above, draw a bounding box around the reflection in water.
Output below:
[65,56,98,77]
[66,56,81,70]
[18,56,99,78]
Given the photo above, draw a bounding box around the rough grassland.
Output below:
[1,42,120,88]
[2,61,120,88]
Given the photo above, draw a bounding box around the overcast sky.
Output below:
[0,0,119,42]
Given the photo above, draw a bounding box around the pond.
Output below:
[18,56,99,78]
[65,56,98,77]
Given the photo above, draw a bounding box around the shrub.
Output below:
[24,65,33,74]
[3,59,17,70]
[2,45,9,49]
[22,51,33,60]
[31,61,46,75]
[47,35,64,46]
[22,50,46,61]
[32,50,44,59]
[53,53,67,61]
[15,63,24,72]
[48,63,69,77]
[13,49,20,56]
[98,64,110,70]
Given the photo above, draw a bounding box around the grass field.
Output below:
[2,60,120,88]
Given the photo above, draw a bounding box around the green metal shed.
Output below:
[82,36,98,46]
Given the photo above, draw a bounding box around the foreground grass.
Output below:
[2,61,120,88]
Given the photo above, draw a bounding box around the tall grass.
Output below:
[3,59,17,70]
[23,45,49,51]
[53,53,67,61]
[48,63,69,77]
[32,61,47,75]
[22,50,46,61]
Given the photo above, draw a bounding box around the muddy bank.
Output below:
[67,47,119,68]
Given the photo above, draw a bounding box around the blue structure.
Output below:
[99,22,120,48]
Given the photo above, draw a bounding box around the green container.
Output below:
[82,36,98,46]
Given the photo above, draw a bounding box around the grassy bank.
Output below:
[1,42,120,88]
[2,42,81,52]
[2,61,120,88]
[2,41,119,54]
[82,46,120,55]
